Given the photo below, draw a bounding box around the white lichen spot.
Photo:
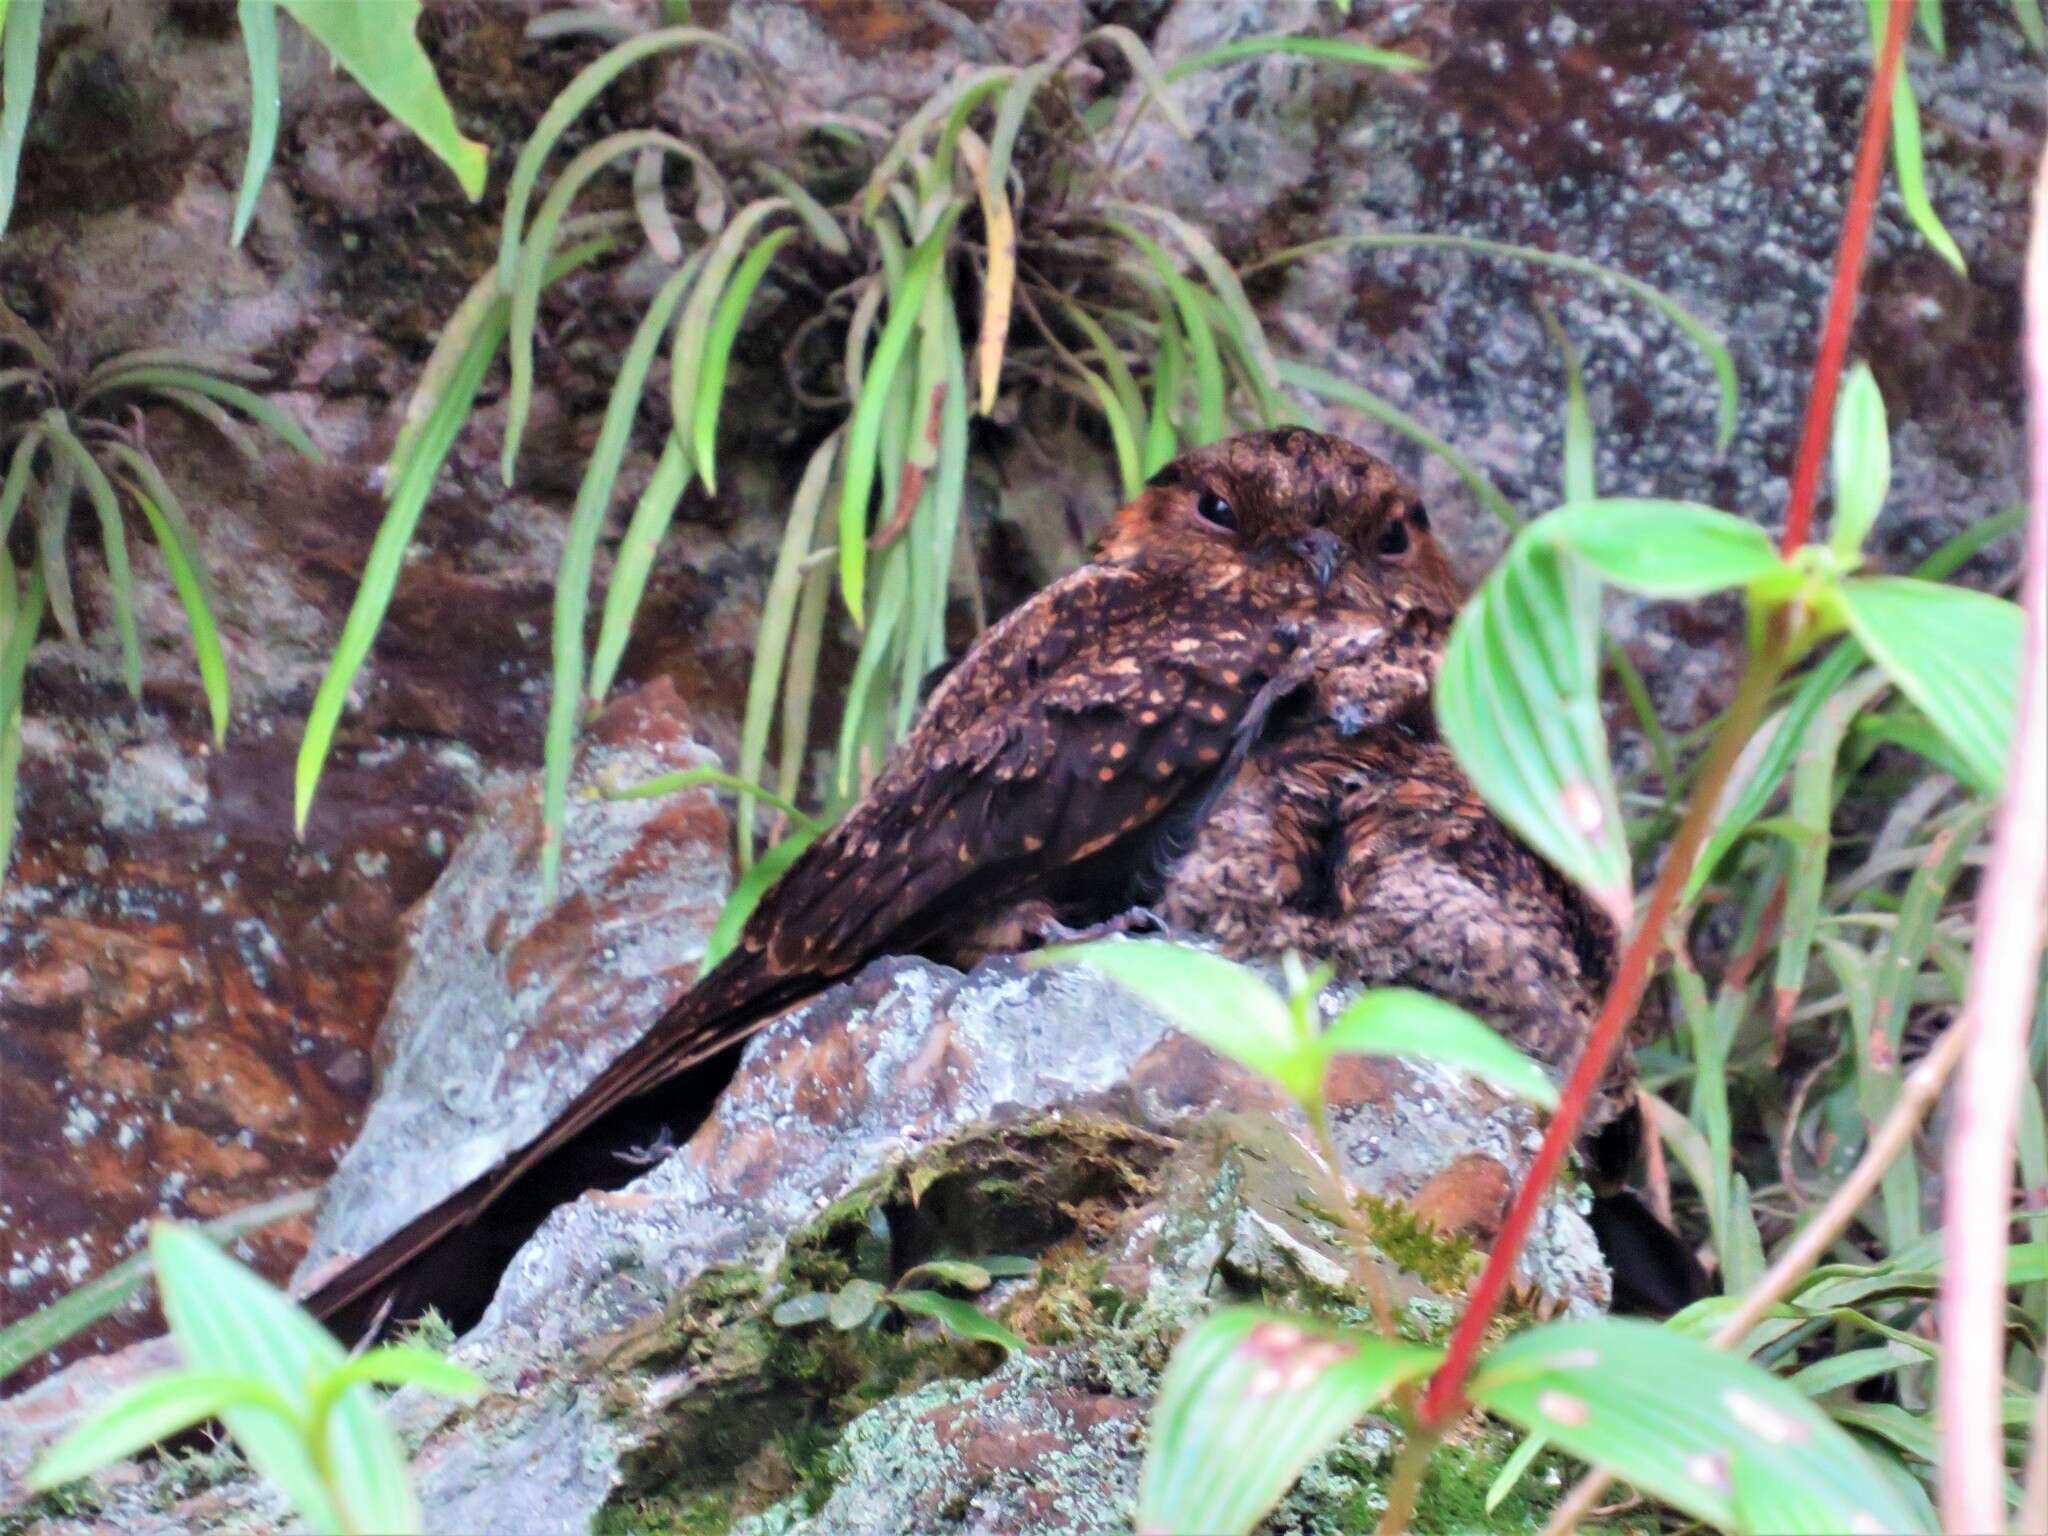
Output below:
[1722,1387,1808,1444]
[1537,1389,1589,1428]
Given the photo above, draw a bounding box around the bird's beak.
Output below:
[1290,529,1347,592]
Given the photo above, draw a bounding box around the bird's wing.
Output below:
[304,561,1287,1327]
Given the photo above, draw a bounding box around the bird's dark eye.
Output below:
[1377,520,1411,557]
[1411,504,1431,532]
[1196,492,1238,532]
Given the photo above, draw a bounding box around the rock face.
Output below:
[0,949,1605,1534]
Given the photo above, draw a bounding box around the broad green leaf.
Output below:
[1829,362,1890,558]
[0,0,41,241]
[701,825,820,973]
[1165,34,1424,80]
[232,0,280,245]
[1255,232,1739,450]
[1470,1317,1932,1534]
[829,1278,885,1330]
[890,1289,1026,1352]
[278,0,484,201]
[499,25,741,288]
[1437,533,1631,926]
[692,225,796,490]
[895,1260,992,1293]
[1831,576,2022,795]
[315,1343,481,1402]
[149,1224,412,1536]
[1137,1307,1440,1536]
[838,202,962,622]
[1279,360,1519,531]
[771,1292,831,1327]
[1320,989,1558,1109]
[2015,0,2048,53]
[108,452,231,745]
[1540,500,1783,597]
[28,1371,291,1490]
[1037,940,1317,1105]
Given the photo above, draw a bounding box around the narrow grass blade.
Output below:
[958,134,1014,416]
[1866,0,1965,274]
[0,423,42,544]
[859,67,1009,220]
[82,347,271,392]
[0,1187,314,1386]
[777,563,830,808]
[149,386,263,466]
[700,824,821,972]
[602,763,818,830]
[1829,360,1890,558]
[1058,299,1145,437]
[632,146,683,263]
[835,547,906,798]
[2015,0,2048,53]
[1077,23,1192,138]
[987,60,1054,189]
[1066,367,1142,499]
[108,452,231,745]
[735,431,838,862]
[752,164,849,255]
[1108,201,1279,394]
[839,203,962,622]
[1166,34,1424,80]
[1278,359,1519,530]
[539,256,707,896]
[692,225,796,491]
[35,453,77,642]
[498,26,743,289]
[295,301,505,834]
[0,566,42,888]
[504,128,692,484]
[587,437,688,705]
[41,422,140,696]
[78,368,321,461]
[669,197,792,492]
[1916,0,1947,53]
[279,0,486,203]
[1142,296,1183,474]
[1255,233,1739,450]
[0,0,42,241]
[232,0,281,245]
[1116,225,1223,443]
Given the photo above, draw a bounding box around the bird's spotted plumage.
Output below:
[305,428,1461,1339]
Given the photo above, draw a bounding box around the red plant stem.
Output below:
[1935,134,2048,1534]
[1418,640,1783,1430]
[1779,0,1913,557]
[1418,5,1915,1430]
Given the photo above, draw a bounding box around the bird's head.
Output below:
[1096,428,1463,628]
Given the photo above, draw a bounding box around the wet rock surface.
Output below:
[1,952,1604,1533]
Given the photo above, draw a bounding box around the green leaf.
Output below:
[315,1343,481,1402]
[499,25,741,288]
[150,1224,418,1535]
[40,422,141,697]
[1485,1431,1550,1514]
[0,0,42,242]
[1540,500,1784,597]
[1831,576,2022,795]
[1036,940,1319,1106]
[277,0,485,201]
[692,225,796,491]
[105,449,232,745]
[1320,989,1558,1109]
[28,1371,293,1491]
[895,1260,992,1293]
[1865,0,1965,274]
[1436,532,1631,926]
[0,423,42,546]
[838,203,962,623]
[1469,1317,1932,1535]
[503,127,694,484]
[586,435,689,705]
[771,1292,831,1327]
[602,763,819,833]
[1279,360,1519,531]
[1256,232,1739,450]
[890,1289,1026,1352]
[0,566,43,890]
[667,198,793,494]
[1137,1307,1440,1536]
[829,1278,885,1330]
[231,0,280,246]
[78,367,321,462]
[1165,33,1424,80]
[2014,0,2048,53]
[701,825,820,973]
[539,252,706,896]
[1115,224,1223,443]
[1829,362,1890,558]
[1142,295,1184,474]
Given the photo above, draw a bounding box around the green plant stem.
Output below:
[1418,620,1794,1431]
[1310,1108,1396,1341]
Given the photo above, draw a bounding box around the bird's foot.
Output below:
[1031,905,1170,947]
[615,1125,679,1167]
